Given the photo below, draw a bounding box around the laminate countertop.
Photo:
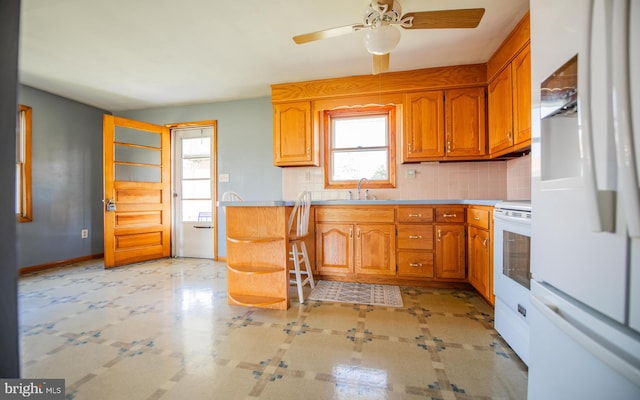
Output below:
[218,199,501,207]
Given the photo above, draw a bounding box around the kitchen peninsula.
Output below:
[222,199,497,310]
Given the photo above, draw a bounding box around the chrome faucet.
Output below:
[357,178,369,200]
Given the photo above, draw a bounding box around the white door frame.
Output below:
[167,120,218,259]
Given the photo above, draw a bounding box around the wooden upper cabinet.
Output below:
[273,101,318,166]
[512,44,531,146]
[488,66,514,155]
[403,88,486,162]
[445,87,486,157]
[403,91,445,161]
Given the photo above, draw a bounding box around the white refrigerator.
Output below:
[529,0,640,399]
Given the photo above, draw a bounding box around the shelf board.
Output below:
[227,236,284,244]
[228,293,286,308]
[227,265,285,274]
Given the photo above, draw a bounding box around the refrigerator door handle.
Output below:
[611,0,640,237]
[531,295,640,387]
[581,0,616,233]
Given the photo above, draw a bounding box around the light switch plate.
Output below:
[219,174,230,182]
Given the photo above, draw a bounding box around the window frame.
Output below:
[323,105,396,189]
[16,104,32,222]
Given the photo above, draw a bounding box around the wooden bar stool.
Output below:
[288,191,315,303]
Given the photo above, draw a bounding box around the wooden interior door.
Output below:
[103,115,171,268]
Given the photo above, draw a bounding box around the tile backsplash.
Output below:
[283,154,531,201]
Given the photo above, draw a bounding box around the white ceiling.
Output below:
[19,0,529,112]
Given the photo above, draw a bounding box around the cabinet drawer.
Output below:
[397,251,434,278]
[467,207,490,229]
[397,206,434,223]
[315,206,395,223]
[435,206,465,223]
[397,225,433,250]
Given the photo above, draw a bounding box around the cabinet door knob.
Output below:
[443,213,457,218]
[483,238,488,248]
[409,263,423,267]
[357,228,361,239]
[408,235,422,239]
[473,216,481,221]
[408,213,422,217]
[349,227,353,239]
[437,229,442,242]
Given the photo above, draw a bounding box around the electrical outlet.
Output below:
[219,173,230,183]
[81,229,88,239]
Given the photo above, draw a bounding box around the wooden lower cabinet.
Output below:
[435,224,466,280]
[315,222,395,276]
[315,204,490,289]
[467,205,494,305]
[397,251,434,278]
[225,206,289,310]
[468,226,490,297]
[316,223,353,275]
[397,206,435,279]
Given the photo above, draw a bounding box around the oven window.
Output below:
[503,231,531,289]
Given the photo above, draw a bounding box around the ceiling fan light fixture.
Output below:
[363,24,400,55]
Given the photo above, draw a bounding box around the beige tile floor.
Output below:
[18,258,528,399]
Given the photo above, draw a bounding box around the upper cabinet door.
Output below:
[445,87,487,157]
[273,101,318,166]
[488,66,515,154]
[403,91,445,161]
[512,44,531,145]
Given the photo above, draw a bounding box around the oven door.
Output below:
[494,212,532,306]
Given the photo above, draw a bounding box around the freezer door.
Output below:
[528,282,640,399]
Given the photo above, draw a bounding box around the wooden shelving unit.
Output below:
[225,205,290,310]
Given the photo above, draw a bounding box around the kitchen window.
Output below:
[323,105,396,189]
[16,104,32,222]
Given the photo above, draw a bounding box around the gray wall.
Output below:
[120,96,282,257]
[1,0,20,378]
[17,85,107,269]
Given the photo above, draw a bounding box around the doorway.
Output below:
[170,122,217,259]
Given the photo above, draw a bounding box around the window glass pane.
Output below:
[115,164,161,182]
[182,137,211,158]
[182,158,210,179]
[332,150,388,181]
[182,180,211,199]
[182,200,212,222]
[115,126,161,148]
[115,145,161,165]
[333,116,387,148]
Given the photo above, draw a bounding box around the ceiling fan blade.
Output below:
[293,24,365,44]
[402,8,485,29]
[372,53,390,75]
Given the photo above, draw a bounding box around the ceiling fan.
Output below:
[293,0,485,74]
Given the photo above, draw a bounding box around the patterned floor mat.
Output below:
[307,280,404,307]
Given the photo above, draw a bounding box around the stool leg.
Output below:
[292,242,305,303]
[300,242,314,288]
